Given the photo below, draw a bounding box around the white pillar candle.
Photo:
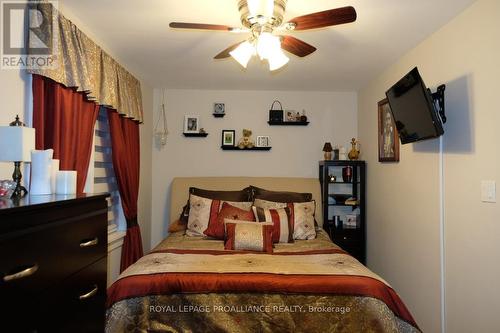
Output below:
[51,159,60,194]
[56,170,77,195]
[30,149,53,195]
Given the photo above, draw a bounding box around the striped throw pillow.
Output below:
[252,206,294,243]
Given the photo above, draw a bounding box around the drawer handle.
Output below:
[343,236,347,240]
[79,284,98,300]
[3,264,39,282]
[80,237,98,248]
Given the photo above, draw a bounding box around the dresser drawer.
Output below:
[53,257,107,333]
[9,258,108,333]
[0,211,106,295]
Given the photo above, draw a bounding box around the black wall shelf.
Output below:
[268,121,309,126]
[221,146,271,151]
[183,132,208,137]
[213,113,225,118]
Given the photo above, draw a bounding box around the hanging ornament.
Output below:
[154,90,169,148]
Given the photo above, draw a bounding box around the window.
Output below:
[85,108,126,232]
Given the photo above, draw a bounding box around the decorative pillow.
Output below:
[224,220,273,253]
[176,187,252,232]
[186,194,252,237]
[190,187,252,201]
[204,202,255,239]
[250,186,312,202]
[252,206,294,243]
[254,199,316,240]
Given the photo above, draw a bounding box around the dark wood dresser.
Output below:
[0,194,108,332]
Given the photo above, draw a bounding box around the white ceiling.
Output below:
[60,0,475,91]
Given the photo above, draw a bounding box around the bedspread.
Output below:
[106,231,420,333]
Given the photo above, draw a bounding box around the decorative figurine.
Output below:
[348,138,360,160]
[300,110,308,122]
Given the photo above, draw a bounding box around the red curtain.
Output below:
[32,75,99,193]
[106,109,143,272]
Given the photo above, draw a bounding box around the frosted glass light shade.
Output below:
[230,41,255,68]
[268,48,289,71]
[0,126,35,162]
[256,32,280,60]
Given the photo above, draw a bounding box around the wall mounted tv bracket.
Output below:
[430,84,446,123]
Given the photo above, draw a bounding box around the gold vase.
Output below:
[348,138,360,160]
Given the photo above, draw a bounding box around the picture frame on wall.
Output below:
[213,103,225,115]
[184,115,199,133]
[256,136,270,147]
[285,110,298,122]
[221,130,236,147]
[378,98,400,162]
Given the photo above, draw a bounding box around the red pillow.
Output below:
[224,220,273,253]
[204,202,255,239]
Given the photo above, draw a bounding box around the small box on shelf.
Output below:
[343,214,359,229]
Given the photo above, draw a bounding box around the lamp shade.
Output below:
[322,142,333,152]
[0,126,35,162]
[230,41,255,68]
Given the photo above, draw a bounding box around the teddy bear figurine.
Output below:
[238,129,255,149]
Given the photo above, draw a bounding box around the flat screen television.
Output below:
[385,67,444,144]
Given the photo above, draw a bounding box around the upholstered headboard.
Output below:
[170,177,323,227]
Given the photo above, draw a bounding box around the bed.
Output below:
[106,177,420,333]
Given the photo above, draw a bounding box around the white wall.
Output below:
[358,0,500,332]
[151,89,357,247]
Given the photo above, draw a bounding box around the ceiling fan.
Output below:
[169,0,357,71]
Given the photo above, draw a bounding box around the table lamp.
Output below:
[322,142,333,160]
[0,116,36,198]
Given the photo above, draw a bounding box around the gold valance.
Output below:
[28,3,143,123]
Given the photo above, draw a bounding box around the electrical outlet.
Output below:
[481,180,496,203]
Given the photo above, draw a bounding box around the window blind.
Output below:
[94,108,124,228]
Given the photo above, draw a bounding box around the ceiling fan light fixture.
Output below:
[229,41,255,68]
[256,32,280,60]
[268,48,289,71]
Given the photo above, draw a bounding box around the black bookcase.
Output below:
[319,160,366,263]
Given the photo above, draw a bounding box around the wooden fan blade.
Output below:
[281,36,316,57]
[214,41,245,59]
[169,22,234,31]
[288,6,357,31]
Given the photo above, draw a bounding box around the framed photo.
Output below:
[213,103,225,114]
[221,130,235,147]
[285,110,297,122]
[378,99,400,162]
[184,115,199,133]
[256,136,270,147]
